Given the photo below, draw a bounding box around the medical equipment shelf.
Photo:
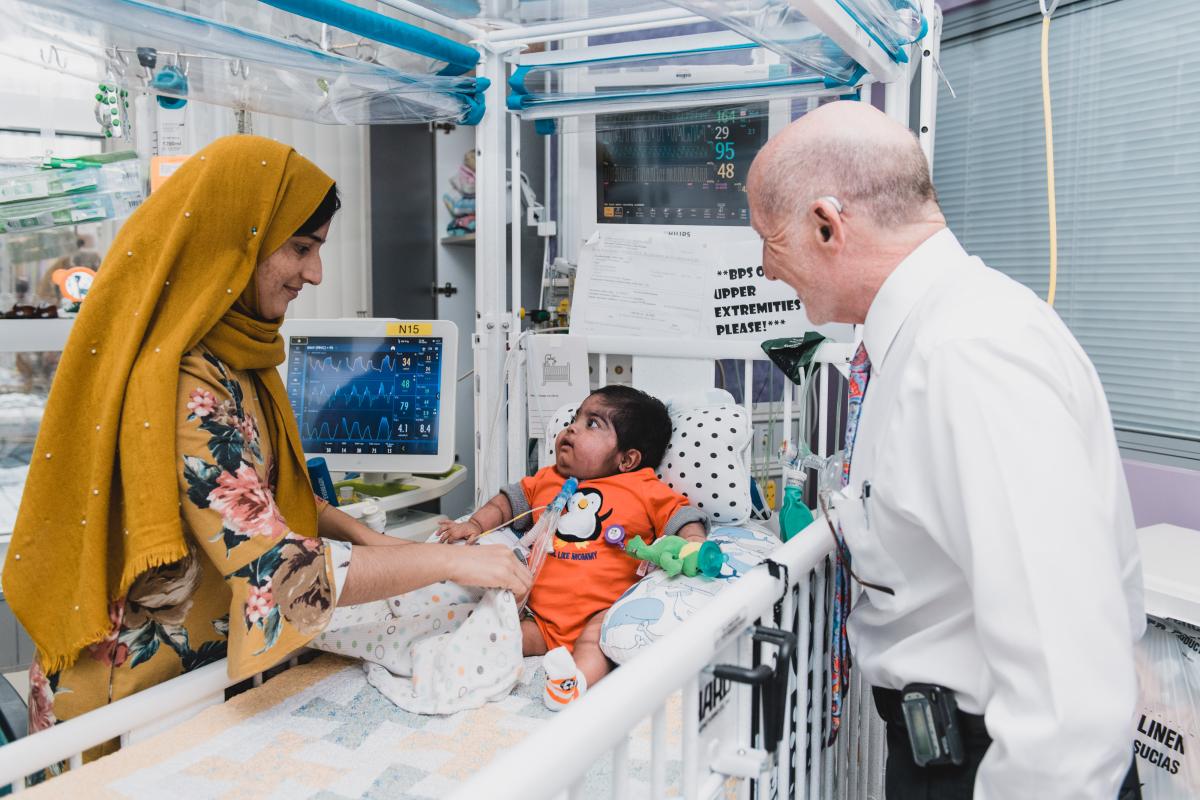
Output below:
[440,234,475,247]
[333,463,467,517]
[1138,524,1200,627]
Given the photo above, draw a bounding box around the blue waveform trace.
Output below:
[307,381,401,411]
[307,352,419,375]
[303,416,392,443]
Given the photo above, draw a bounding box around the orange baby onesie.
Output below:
[521,467,689,651]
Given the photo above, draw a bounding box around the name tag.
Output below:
[387,322,432,336]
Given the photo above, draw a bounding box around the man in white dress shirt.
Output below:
[747,101,1145,798]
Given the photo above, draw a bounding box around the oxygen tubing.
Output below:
[1040,12,1058,308]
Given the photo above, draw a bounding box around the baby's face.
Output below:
[554,396,623,480]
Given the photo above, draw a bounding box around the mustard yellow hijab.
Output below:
[3,135,334,673]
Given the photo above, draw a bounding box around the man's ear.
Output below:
[811,198,845,248]
[618,449,643,473]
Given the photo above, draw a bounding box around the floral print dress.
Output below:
[29,347,351,755]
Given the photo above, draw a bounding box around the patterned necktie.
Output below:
[830,342,871,742]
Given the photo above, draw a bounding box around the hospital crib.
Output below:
[0,338,886,799]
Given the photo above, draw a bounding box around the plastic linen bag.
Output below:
[1134,616,1200,797]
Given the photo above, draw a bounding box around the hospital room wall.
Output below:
[936,0,1200,530]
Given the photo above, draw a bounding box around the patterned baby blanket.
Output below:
[25,655,683,799]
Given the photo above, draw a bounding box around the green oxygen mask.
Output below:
[779,484,815,542]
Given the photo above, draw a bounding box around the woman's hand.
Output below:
[447,545,532,599]
[437,518,484,544]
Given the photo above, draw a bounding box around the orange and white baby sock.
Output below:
[543,646,587,711]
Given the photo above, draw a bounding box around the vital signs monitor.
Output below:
[279,319,457,475]
[596,103,770,226]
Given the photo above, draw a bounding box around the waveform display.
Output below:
[607,143,712,161]
[596,102,768,228]
[307,353,407,374]
[610,164,713,184]
[287,337,444,456]
[302,412,436,441]
[602,125,708,145]
[307,381,398,411]
[304,416,394,442]
[603,105,759,130]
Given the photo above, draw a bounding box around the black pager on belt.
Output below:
[900,683,965,767]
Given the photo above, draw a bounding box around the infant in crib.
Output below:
[437,385,707,709]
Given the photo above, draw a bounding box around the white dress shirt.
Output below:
[836,228,1145,798]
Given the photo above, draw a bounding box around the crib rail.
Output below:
[0,658,290,792]
[451,519,848,800]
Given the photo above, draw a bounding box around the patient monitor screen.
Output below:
[596,103,768,226]
[285,336,443,457]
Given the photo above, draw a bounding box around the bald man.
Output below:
[748,102,1143,799]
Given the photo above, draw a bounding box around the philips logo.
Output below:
[666,230,692,238]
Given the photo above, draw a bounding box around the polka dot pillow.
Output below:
[541,401,752,525]
[658,405,752,525]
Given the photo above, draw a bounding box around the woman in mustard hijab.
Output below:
[2,135,530,746]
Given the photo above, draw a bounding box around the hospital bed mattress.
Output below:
[23,654,683,799]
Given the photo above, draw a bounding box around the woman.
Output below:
[3,135,529,749]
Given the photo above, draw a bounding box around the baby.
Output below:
[438,385,707,709]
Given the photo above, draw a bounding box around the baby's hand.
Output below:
[437,518,484,544]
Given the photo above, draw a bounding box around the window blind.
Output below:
[933,0,1200,445]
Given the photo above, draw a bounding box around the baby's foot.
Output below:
[542,646,587,711]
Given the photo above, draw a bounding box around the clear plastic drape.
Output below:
[508,36,856,116]
[5,0,489,125]
[377,0,681,26]
[667,0,926,82]
[391,1,924,84]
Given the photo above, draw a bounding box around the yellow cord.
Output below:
[1041,13,1058,308]
[477,505,548,538]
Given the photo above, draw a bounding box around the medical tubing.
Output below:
[517,478,578,550]
[477,505,549,538]
[254,0,478,76]
[550,477,579,511]
[1040,12,1058,308]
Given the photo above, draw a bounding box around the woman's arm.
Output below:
[177,354,342,678]
[317,503,413,547]
[336,540,531,606]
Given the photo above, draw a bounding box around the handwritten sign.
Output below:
[710,238,807,338]
[572,231,808,340]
